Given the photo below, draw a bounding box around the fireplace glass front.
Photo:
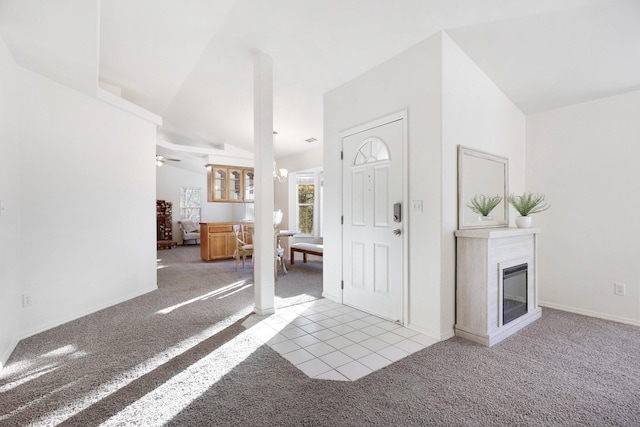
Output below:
[503,263,528,325]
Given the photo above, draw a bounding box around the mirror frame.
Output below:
[458,145,509,229]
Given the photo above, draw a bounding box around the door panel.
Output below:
[351,170,366,226]
[374,243,390,294]
[374,165,390,227]
[351,241,366,289]
[342,118,403,322]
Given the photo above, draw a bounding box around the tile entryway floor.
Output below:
[242,298,438,381]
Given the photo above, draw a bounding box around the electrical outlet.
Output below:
[614,282,626,296]
[23,295,32,307]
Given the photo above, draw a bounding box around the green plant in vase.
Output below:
[467,194,503,221]
[508,192,550,228]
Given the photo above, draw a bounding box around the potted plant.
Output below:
[467,194,503,221]
[508,192,550,228]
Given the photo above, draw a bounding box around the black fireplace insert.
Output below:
[503,263,528,325]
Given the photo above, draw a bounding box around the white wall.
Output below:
[0,37,22,369]
[441,33,526,336]
[527,90,640,325]
[156,164,248,244]
[323,32,526,340]
[0,38,160,352]
[324,34,444,338]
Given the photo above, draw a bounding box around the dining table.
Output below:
[275,229,299,276]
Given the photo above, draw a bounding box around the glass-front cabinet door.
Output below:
[229,169,242,201]
[212,168,227,201]
[208,165,255,202]
[243,169,255,202]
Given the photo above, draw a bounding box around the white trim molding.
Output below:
[539,301,640,327]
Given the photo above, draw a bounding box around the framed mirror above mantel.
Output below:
[207,165,255,203]
[457,145,509,229]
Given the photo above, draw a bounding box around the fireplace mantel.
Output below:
[454,227,542,346]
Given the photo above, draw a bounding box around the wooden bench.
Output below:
[290,243,323,264]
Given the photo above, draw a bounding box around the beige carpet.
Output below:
[1,245,639,426]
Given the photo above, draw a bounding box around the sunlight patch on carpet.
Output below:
[218,283,254,299]
[99,329,261,426]
[0,377,80,424]
[157,280,251,314]
[12,312,252,426]
[0,344,85,390]
[0,364,61,393]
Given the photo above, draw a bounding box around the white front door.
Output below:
[342,118,404,322]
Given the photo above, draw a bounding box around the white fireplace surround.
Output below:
[454,227,542,347]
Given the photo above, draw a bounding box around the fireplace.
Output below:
[503,263,528,325]
[454,227,541,347]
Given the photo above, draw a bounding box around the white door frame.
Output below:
[339,110,409,325]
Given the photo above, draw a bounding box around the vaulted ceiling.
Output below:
[1,0,639,167]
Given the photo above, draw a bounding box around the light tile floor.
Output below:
[242,298,438,381]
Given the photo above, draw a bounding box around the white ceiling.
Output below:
[447,0,640,113]
[1,0,639,166]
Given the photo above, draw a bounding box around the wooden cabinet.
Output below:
[207,165,254,203]
[200,222,253,261]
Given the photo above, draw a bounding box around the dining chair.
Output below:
[274,230,286,279]
[233,224,253,271]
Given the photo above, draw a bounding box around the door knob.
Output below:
[393,229,401,236]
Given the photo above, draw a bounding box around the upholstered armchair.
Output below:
[178,220,200,245]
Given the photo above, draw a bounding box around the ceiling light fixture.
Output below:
[156,155,180,167]
[273,162,288,183]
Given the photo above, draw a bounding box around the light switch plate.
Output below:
[412,200,423,213]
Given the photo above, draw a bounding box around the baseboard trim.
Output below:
[404,322,441,342]
[18,285,158,341]
[321,292,341,303]
[539,301,640,327]
[0,338,19,372]
[455,308,542,347]
[440,329,456,341]
[254,306,275,316]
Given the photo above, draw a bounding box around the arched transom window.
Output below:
[353,137,390,165]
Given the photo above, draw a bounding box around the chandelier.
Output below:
[272,131,288,182]
[273,161,288,182]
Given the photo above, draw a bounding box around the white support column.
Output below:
[253,50,275,316]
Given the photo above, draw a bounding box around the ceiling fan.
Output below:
[155,155,180,166]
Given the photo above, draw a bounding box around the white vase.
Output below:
[515,216,532,228]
